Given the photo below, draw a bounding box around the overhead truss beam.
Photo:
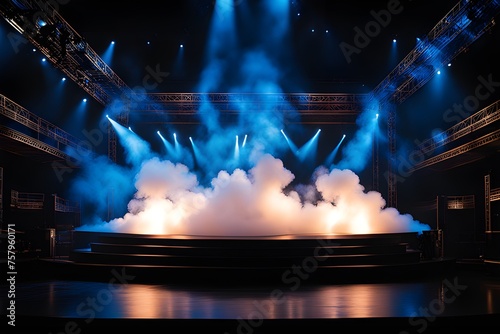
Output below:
[412,128,500,171]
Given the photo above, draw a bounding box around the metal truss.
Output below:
[491,188,500,202]
[0,124,69,160]
[127,93,365,127]
[371,0,500,207]
[485,175,491,231]
[10,190,44,210]
[0,167,3,227]
[418,100,500,155]
[0,94,90,155]
[54,195,80,213]
[446,195,476,209]
[0,0,131,105]
[139,92,366,112]
[412,128,500,171]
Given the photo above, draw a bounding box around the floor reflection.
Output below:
[2,272,500,320]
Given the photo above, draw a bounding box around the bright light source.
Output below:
[180,44,184,48]
[343,134,346,138]
[297,13,300,16]
[448,63,452,67]
[393,39,397,43]
[62,78,66,82]
[147,41,150,45]
[376,113,379,119]
[157,131,161,135]
[42,58,46,62]
[128,127,132,131]
[106,115,110,118]
[32,48,36,52]
[83,98,87,103]
[111,41,115,45]
[311,29,315,33]
[326,30,329,33]
[437,70,441,75]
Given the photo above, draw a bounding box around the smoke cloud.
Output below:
[77,153,429,235]
[72,0,430,236]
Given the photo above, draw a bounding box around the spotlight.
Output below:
[393,39,397,43]
[128,127,132,131]
[42,58,46,62]
[437,70,441,75]
[448,63,452,67]
[147,41,151,45]
[83,98,87,103]
[61,77,66,82]
[32,48,36,52]
[157,131,161,135]
[376,114,379,119]
[326,30,329,33]
[111,41,115,45]
[106,115,110,118]
[311,29,315,33]
[180,44,184,48]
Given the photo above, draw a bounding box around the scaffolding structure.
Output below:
[0,94,92,160]
[485,174,500,232]
[1,0,500,207]
[371,0,500,207]
[418,100,500,155]
[0,167,3,229]
[10,190,44,210]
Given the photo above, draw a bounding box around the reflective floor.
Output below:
[2,266,500,333]
[3,272,500,320]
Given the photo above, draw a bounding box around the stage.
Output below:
[3,230,499,333]
[41,230,453,284]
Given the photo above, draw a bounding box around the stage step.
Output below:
[90,242,409,257]
[70,248,421,267]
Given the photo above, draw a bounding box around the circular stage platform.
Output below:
[45,230,457,285]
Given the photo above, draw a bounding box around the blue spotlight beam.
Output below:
[158,131,176,157]
[234,135,240,160]
[297,129,321,162]
[325,134,346,167]
[281,129,299,155]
